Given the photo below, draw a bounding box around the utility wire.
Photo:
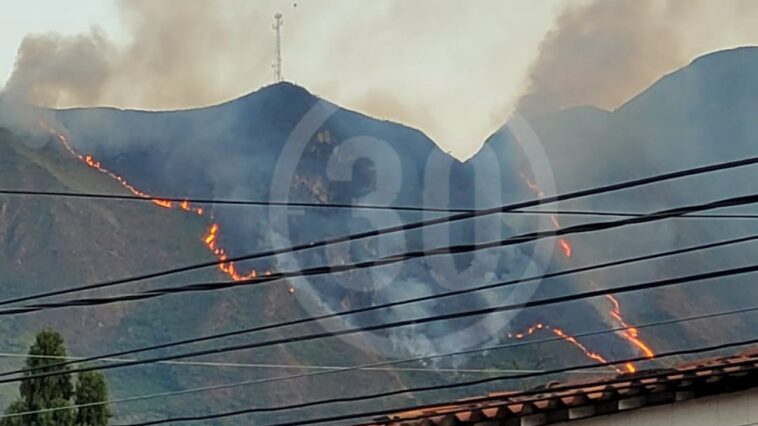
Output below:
[526,209,758,219]
[159,361,758,426]
[3,231,756,379]
[350,355,758,426]
[0,189,473,213]
[2,188,756,219]
[0,351,567,375]
[318,361,758,426]
[2,155,756,307]
[4,303,758,422]
[117,334,758,425]
[1,260,756,386]
[4,192,757,316]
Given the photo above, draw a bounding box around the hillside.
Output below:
[0,127,214,413]
[523,46,758,345]
[0,128,416,424]
[54,81,597,365]
[1,46,757,423]
[0,85,622,422]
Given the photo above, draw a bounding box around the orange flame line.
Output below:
[558,239,572,258]
[606,295,655,359]
[40,121,264,282]
[509,172,654,374]
[507,322,625,374]
[519,172,573,259]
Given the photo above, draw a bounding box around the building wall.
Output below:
[555,388,758,426]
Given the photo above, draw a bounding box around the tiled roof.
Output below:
[366,348,758,426]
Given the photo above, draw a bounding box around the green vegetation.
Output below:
[0,128,221,421]
[1,329,109,426]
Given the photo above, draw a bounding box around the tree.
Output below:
[1,400,27,426]
[74,372,110,426]
[1,329,109,426]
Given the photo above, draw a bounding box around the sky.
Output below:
[0,1,122,83]
[1,1,758,159]
[0,0,563,158]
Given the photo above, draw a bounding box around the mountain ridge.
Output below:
[1,45,757,424]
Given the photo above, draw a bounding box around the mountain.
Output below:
[53,81,580,363]
[0,85,564,424]
[0,120,415,424]
[0,46,757,423]
[525,46,758,345]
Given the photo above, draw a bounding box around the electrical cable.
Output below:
[1,261,756,386]
[118,334,758,425]
[2,156,756,307]
[4,192,757,316]
[3,304,757,422]
[2,188,756,219]
[0,189,473,213]
[3,231,756,379]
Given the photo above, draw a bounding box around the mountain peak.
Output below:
[222,81,317,107]
[617,45,758,115]
[687,45,758,68]
[240,81,313,100]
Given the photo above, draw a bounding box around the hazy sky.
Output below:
[0,0,565,158]
[1,1,758,158]
[0,1,122,82]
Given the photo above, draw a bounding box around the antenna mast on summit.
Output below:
[272,13,284,82]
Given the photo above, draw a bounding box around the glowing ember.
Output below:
[507,322,625,374]
[606,295,655,359]
[40,121,264,282]
[519,172,573,259]
[507,297,656,374]
[515,171,654,373]
[520,173,546,198]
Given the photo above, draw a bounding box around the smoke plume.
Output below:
[3,0,758,156]
[0,0,559,157]
[2,0,273,109]
[518,0,758,116]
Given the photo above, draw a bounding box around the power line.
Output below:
[4,304,758,422]
[0,351,565,375]
[525,209,758,219]
[358,369,758,426]
[0,189,473,213]
[5,192,757,316]
[2,155,756,308]
[3,231,756,379]
[162,361,758,426]
[2,261,757,386]
[117,334,758,425]
[2,188,757,220]
[350,357,758,426]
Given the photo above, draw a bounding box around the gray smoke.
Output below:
[2,0,271,109]
[3,28,111,107]
[518,0,758,116]
[4,1,758,156]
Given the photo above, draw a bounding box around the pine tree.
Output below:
[20,329,74,405]
[74,372,110,426]
[1,329,110,426]
[2,328,74,426]
[0,400,27,426]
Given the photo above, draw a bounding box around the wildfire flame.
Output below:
[517,171,655,373]
[40,123,655,373]
[507,322,625,374]
[39,121,264,281]
[520,173,572,258]
[605,294,655,372]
